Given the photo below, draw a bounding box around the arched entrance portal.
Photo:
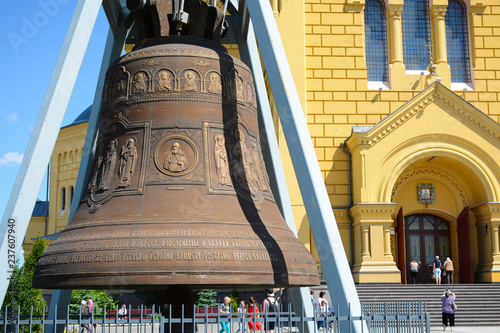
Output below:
[405,214,451,284]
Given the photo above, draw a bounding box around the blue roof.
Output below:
[61,105,92,129]
[32,200,48,217]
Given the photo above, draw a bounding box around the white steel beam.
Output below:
[46,16,132,332]
[229,14,315,332]
[0,0,103,307]
[243,0,365,331]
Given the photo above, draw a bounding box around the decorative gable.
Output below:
[346,82,500,204]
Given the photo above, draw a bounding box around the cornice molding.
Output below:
[350,203,398,219]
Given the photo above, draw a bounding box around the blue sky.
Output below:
[0,1,109,216]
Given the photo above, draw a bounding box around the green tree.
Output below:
[2,239,48,332]
[194,289,218,307]
[228,289,241,311]
[70,290,118,316]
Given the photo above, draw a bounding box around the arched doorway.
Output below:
[405,214,451,284]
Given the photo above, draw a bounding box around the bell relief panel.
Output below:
[84,117,149,213]
[204,121,273,208]
[206,71,223,94]
[131,71,150,94]
[147,128,204,184]
[155,69,175,92]
[180,69,200,92]
[111,67,129,102]
[103,59,258,110]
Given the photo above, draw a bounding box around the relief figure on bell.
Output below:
[252,143,269,192]
[157,70,173,91]
[245,82,254,105]
[98,139,118,191]
[183,71,197,91]
[118,138,137,188]
[231,129,260,194]
[112,73,128,100]
[208,72,222,94]
[163,142,188,172]
[227,71,243,100]
[236,75,244,100]
[88,143,104,191]
[133,72,148,94]
[214,134,231,186]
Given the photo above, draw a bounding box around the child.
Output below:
[237,300,247,333]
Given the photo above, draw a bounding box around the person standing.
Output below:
[236,300,247,333]
[444,257,454,284]
[263,289,278,333]
[441,289,456,331]
[409,260,420,284]
[433,256,442,285]
[247,297,261,333]
[219,296,231,333]
[310,289,316,310]
[80,300,91,333]
[316,292,328,330]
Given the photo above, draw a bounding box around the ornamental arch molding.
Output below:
[374,144,497,204]
[391,166,469,208]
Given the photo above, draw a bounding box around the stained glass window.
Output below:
[438,221,449,230]
[425,235,435,264]
[408,217,420,230]
[439,235,450,259]
[365,0,389,81]
[423,216,434,230]
[402,0,431,71]
[410,235,421,262]
[446,0,471,83]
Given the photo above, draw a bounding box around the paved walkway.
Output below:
[75,323,500,333]
[430,327,499,332]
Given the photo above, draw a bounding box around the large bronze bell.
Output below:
[33,0,319,290]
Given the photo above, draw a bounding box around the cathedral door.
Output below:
[405,214,451,284]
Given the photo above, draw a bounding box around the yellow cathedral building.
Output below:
[24,0,500,285]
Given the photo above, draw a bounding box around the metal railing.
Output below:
[1,302,430,333]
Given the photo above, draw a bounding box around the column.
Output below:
[351,203,400,283]
[362,226,370,257]
[270,0,280,17]
[387,3,403,65]
[430,5,448,64]
[384,226,392,257]
[472,203,500,282]
[492,225,500,256]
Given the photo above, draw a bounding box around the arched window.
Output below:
[446,0,471,83]
[69,185,74,211]
[402,0,432,71]
[60,187,66,214]
[364,0,389,82]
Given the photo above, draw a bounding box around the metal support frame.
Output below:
[47,13,133,333]
[241,0,365,331]
[228,12,314,333]
[0,0,104,307]
[1,2,363,331]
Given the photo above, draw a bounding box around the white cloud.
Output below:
[0,152,24,166]
[8,112,19,123]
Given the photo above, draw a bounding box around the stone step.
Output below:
[355,284,500,326]
[312,283,500,326]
